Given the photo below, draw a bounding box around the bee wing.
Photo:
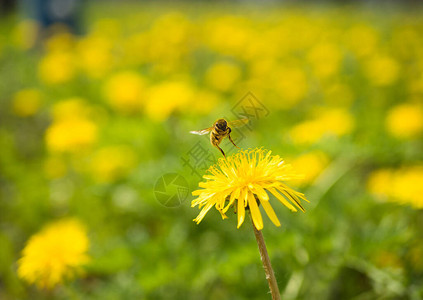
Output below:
[190,127,213,135]
[228,118,249,128]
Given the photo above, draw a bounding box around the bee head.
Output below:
[216,119,227,130]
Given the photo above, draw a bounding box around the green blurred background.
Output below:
[1,1,423,299]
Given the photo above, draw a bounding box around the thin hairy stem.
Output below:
[250,213,281,300]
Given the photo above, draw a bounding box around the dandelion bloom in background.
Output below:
[45,99,98,153]
[38,51,75,84]
[89,145,138,183]
[364,55,399,87]
[385,103,423,139]
[45,118,98,153]
[290,151,329,186]
[103,71,146,114]
[77,35,113,79]
[145,80,194,121]
[192,148,308,230]
[290,108,355,145]
[11,88,42,117]
[367,166,423,209]
[205,61,242,92]
[18,218,90,289]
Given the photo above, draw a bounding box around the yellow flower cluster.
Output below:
[385,103,423,139]
[11,89,42,117]
[103,71,146,114]
[45,98,98,153]
[89,145,137,183]
[290,151,329,186]
[25,9,423,129]
[290,108,354,145]
[367,166,423,209]
[18,218,90,289]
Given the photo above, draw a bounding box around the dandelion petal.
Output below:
[248,191,263,230]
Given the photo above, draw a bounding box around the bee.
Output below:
[190,118,249,157]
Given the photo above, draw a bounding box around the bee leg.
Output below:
[211,132,226,158]
[215,145,226,158]
[228,132,240,149]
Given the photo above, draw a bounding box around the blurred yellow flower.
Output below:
[11,89,42,117]
[46,118,97,153]
[290,108,354,145]
[307,43,342,79]
[38,51,75,84]
[44,32,75,52]
[146,80,194,121]
[290,151,330,186]
[51,98,91,120]
[77,35,113,78]
[367,169,392,197]
[189,90,219,114]
[204,16,251,56]
[103,71,145,114]
[364,55,399,86]
[205,61,242,92]
[18,218,89,289]
[192,148,308,230]
[45,98,98,153]
[122,33,150,66]
[385,103,423,139]
[149,12,192,52]
[89,146,137,183]
[273,66,308,108]
[12,19,39,50]
[347,24,378,58]
[367,166,423,209]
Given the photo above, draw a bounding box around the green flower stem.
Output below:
[250,213,281,300]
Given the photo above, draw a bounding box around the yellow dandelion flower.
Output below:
[290,108,354,145]
[385,103,423,139]
[290,151,330,186]
[346,24,378,58]
[367,166,423,209]
[11,88,42,117]
[44,31,75,52]
[77,35,113,79]
[38,51,75,84]
[273,66,308,108]
[45,118,97,153]
[191,148,308,230]
[89,145,137,183]
[145,80,194,121]
[364,55,399,87]
[18,218,89,289]
[51,97,91,120]
[205,61,242,92]
[367,169,393,198]
[204,16,250,57]
[188,90,219,114]
[103,71,145,114]
[307,42,342,79]
[12,19,39,50]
